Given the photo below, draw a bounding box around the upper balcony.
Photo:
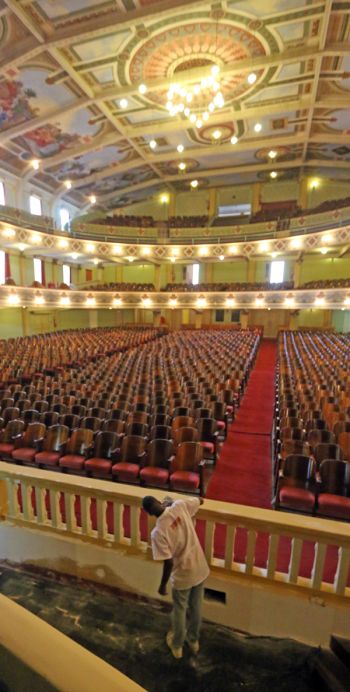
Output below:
[0,203,349,266]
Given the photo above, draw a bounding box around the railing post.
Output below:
[0,479,8,518]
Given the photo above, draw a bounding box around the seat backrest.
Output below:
[314,443,343,467]
[283,454,315,481]
[24,422,47,444]
[127,410,149,425]
[146,438,174,467]
[171,415,194,433]
[2,419,25,441]
[103,419,125,434]
[59,414,80,430]
[3,407,20,424]
[196,418,217,439]
[338,431,350,460]
[109,408,127,421]
[126,422,148,437]
[120,434,146,462]
[150,413,171,427]
[150,425,171,440]
[93,431,119,458]
[40,411,59,427]
[80,416,102,432]
[173,441,203,472]
[319,459,350,495]
[174,426,199,446]
[66,428,94,454]
[43,424,69,451]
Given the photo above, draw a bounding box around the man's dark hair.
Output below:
[142,495,157,514]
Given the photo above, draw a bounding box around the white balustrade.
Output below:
[1,462,350,599]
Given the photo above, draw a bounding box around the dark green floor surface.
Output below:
[0,563,320,692]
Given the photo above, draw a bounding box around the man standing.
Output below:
[142,495,209,659]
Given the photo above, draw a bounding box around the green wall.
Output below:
[300,257,350,283]
[212,260,247,282]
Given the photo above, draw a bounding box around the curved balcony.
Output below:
[1,204,350,248]
[0,208,349,263]
[1,284,349,310]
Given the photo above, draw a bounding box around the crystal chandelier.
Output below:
[165,66,224,129]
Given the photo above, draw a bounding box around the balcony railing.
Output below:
[1,204,350,255]
[0,284,349,310]
[1,463,349,601]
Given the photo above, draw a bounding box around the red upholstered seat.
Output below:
[112,461,140,482]
[0,443,15,455]
[317,494,350,519]
[199,441,214,454]
[12,447,36,463]
[216,421,225,430]
[279,486,315,511]
[59,454,85,471]
[35,451,60,466]
[226,405,234,414]
[140,466,169,486]
[170,470,200,491]
[85,457,112,476]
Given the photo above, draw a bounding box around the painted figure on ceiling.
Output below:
[22,123,82,158]
[0,80,37,130]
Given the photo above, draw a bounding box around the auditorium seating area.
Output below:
[164,281,294,292]
[97,215,155,228]
[274,331,350,520]
[0,328,259,495]
[82,282,155,292]
[168,215,208,228]
[301,278,350,289]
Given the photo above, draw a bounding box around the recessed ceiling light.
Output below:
[290,238,302,250]
[142,247,151,255]
[270,171,278,179]
[31,159,39,170]
[259,241,269,252]
[89,195,96,204]
[149,139,157,149]
[231,135,238,144]
[178,162,186,170]
[138,84,147,94]
[71,252,79,260]
[160,193,169,204]
[219,255,224,261]
[2,228,16,238]
[254,123,262,133]
[64,180,72,189]
[212,129,222,140]
[268,150,277,159]
[320,247,328,255]
[248,72,257,84]
[211,65,220,76]
[190,180,199,188]
[119,98,128,109]
[177,144,184,153]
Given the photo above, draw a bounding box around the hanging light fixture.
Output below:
[165,66,224,129]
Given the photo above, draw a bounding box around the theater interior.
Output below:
[0,0,350,690]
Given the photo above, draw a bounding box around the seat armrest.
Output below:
[34,437,44,451]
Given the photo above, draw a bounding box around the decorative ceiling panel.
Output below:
[0,0,349,207]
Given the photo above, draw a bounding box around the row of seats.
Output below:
[274,331,350,519]
[4,278,350,292]
[164,282,294,292]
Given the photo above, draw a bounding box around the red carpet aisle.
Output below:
[202,338,344,585]
[206,338,276,508]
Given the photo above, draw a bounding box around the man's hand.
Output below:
[158,583,167,596]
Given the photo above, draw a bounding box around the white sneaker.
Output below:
[186,639,200,654]
[166,631,183,659]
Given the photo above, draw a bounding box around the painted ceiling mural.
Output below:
[0,0,349,208]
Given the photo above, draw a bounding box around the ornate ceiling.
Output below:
[0,0,350,209]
